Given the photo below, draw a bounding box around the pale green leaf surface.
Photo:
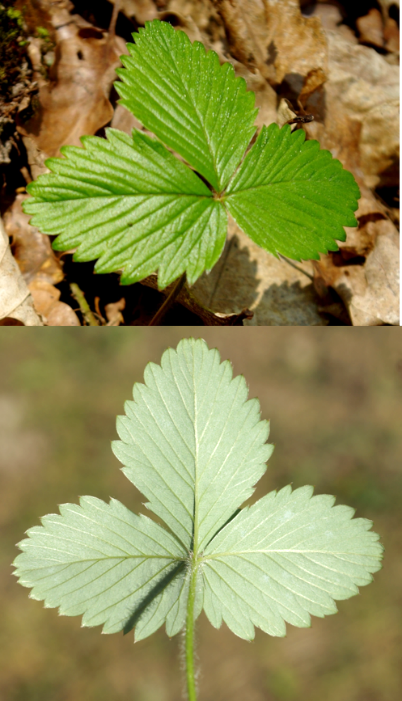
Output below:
[112,338,273,552]
[14,340,382,643]
[201,485,383,640]
[224,123,361,260]
[13,496,188,641]
[23,129,227,288]
[115,20,257,191]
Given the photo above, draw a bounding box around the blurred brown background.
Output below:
[0,328,401,701]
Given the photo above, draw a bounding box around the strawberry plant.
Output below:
[13,338,382,701]
[22,20,360,290]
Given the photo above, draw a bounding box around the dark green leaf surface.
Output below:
[224,123,360,260]
[24,129,227,288]
[115,20,257,192]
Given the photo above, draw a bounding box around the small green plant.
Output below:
[22,20,360,289]
[14,339,382,700]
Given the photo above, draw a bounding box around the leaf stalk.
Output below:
[185,555,198,701]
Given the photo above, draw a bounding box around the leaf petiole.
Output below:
[185,556,199,701]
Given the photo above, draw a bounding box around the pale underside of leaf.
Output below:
[13,495,190,641]
[13,340,382,644]
[23,129,227,288]
[201,484,383,640]
[115,20,257,192]
[224,123,361,261]
[113,338,273,552]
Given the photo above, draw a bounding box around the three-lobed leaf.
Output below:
[14,339,382,642]
[22,20,361,289]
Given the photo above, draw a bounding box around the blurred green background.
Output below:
[0,328,401,701]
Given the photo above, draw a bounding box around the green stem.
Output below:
[69,283,100,326]
[185,560,198,701]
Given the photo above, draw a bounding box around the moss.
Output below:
[0,3,29,102]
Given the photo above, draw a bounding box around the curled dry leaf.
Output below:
[0,216,42,326]
[3,194,80,325]
[3,194,63,285]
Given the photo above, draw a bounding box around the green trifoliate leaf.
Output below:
[202,484,383,640]
[112,338,273,551]
[115,20,257,192]
[23,129,227,288]
[14,339,382,644]
[21,20,361,289]
[224,123,361,260]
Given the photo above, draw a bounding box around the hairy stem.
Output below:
[185,559,198,701]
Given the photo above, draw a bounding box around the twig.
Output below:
[70,283,100,326]
[108,0,120,38]
[149,273,187,326]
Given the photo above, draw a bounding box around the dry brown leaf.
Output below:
[304,29,399,189]
[383,16,399,53]
[28,279,80,326]
[212,0,270,76]
[311,3,343,32]
[377,0,400,13]
[338,195,389,259]
[17,14,126,177]
[0,216,43,326]
[334,223,399,326]
[112,0,158,24]
[3,194,63,285]
[215,0,327,86]
[166,0,222,35]
[105,298,126,326]
[313,213,399,326]
[357,9,384,48]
